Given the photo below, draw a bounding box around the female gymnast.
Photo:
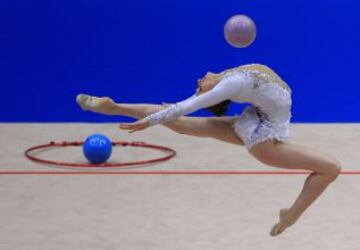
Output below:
[76,63,341,236]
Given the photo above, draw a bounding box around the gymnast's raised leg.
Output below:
[76,94,244,145]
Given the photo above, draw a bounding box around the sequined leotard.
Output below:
[144,64,292,150]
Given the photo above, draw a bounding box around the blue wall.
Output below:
[1,0,359,122]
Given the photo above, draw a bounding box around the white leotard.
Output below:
[144,68,292,150]
[145,69,291,124]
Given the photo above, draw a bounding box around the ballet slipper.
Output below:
[76,94,113,112]
[270,208,297,237]
[76,94,92,110]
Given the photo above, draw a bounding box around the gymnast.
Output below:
[76,63,341,236]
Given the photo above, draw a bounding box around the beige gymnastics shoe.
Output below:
[270,208,297,237]
[76,94,114,112]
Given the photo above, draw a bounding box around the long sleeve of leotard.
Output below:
[143,74,244,126]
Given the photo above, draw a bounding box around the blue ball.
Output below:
[83,134,113,164]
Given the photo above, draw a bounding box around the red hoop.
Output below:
[25,141,176,168]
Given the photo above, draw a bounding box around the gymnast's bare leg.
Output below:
[249,141,341,236]
[77,94,341,237]
[76,94,244,145]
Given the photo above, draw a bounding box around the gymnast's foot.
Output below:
[76,94,115,113]
[270,208,297,237]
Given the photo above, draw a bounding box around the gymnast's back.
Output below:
[223,63,291,94]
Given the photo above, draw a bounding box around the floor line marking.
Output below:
[0,170,359,175]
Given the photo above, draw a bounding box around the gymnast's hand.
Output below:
[119,119,150,133]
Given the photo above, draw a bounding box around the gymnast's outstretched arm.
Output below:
[143,75,244,126]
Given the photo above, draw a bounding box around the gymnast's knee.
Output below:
[327,159,342,181]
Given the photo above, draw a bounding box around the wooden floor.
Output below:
[0,123,359,250]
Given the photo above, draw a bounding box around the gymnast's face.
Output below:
[196,72,220,96]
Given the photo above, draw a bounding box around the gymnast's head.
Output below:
[196,72,221,96]
[196,71,231,117]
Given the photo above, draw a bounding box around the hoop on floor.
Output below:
[25,141,176,169]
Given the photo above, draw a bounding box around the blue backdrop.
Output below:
[1,0,359,122]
